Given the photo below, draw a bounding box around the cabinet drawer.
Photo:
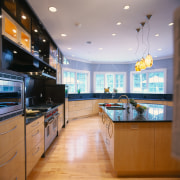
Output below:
[26,139,44,176]
[0,115,24,157]
[0,141,25,180]
[26,116,44,134]
[27,124,44,149]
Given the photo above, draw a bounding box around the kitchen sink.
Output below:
[106,106,125,110]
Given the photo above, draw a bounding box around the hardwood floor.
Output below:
[27,116,180,180]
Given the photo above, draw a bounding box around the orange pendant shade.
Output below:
[135,60,141,71]
[139,57,146,70]
[145,54,153,67]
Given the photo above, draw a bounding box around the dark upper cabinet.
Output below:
[3,0,17,18]
[3,0,31,33]
[49,41,58,69]
[1,0,64,79]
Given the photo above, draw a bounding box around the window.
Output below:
[94,72,126,93]
[130,69,167,94]
[63,68,90,93]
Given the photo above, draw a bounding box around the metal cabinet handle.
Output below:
[32,130,39,137]
[131,124,139,130]
[0,125,17,135]
[31,121,39,127]
[108,121,113,138]
[0,152,17,168]
[32,147,40,155]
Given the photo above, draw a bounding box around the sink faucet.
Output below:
[118,95,130,112]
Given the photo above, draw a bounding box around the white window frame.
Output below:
[93,72,127,93]
[62,68,90,93]
[130,68,167,94]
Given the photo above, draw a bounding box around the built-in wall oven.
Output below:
[0,71,24,121]
[44,108,59,152]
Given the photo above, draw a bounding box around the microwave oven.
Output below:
[0,71,24,121]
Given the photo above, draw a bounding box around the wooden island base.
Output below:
[99,109,180,177]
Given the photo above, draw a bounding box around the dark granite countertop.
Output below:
[68,98,172,101]
[25,103,63,125]
[101,103,173,123]
[26,113,44,125]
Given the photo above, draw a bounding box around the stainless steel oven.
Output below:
[44,108,59,152]
[0,71,24,120]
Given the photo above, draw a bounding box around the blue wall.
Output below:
[62,58,173,94]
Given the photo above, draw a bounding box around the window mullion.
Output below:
[146,72,149,93]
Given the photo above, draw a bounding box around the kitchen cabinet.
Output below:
[68,100,93,120]
[2,9,31,52]
[0,115,25,180]
[99,108,180,176]
[115,123,154,174]
[155,123,180,175]
[58,104,64,134]
[26,116,44,176]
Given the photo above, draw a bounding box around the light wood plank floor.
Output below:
[27,116,180,180]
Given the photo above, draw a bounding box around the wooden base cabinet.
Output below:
[26,116,44,177]
[99,111,180,177]
[114,123,154,175]
[58,104,64,133]
[0,115,25,180]
[155,123,180,175]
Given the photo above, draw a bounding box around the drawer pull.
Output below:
[0,152,17,168]
[131,125,139,129]
[32,130,39,137]
[31,121,39,127]
[32,147,40,155]
[0,125,17,135]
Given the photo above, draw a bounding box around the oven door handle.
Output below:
[54,113,60,118]
[48,117,54,124]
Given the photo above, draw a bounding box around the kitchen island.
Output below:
[99,103,180,177]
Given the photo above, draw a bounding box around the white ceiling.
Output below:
[27,0,180,64]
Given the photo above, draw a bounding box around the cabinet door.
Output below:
[155,123,180,172]
[0,141,25,180]
[0,115,24,157]
[2,9,19,43]
[115,123,154,172]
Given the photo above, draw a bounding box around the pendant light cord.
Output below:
[147,20,150,54]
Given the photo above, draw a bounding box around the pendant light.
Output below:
[139,22,146,70]
[135,28,141,71]
[145,14,153,68]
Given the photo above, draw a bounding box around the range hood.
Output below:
[2,36,56,80]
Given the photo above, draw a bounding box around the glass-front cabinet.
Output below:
[2,9,31,52]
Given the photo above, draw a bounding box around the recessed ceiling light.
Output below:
[34,29,38,33]
[13,50,17,54]
[49,6,57,12]
[0,15,2,19]
[21,15,27,19]
[99,48,103,50]
[39,50,41,52]
[157,48,162,51]
[86,41,92,44]
[43,39,46,42]
[25,39,28,42]
[112,33,116,36]
[61,34,67,37]
[116,22,122,26]
[67,48,72,50]
[168,22,174,26]
[123,5,130,10]
[155,34,159,37]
